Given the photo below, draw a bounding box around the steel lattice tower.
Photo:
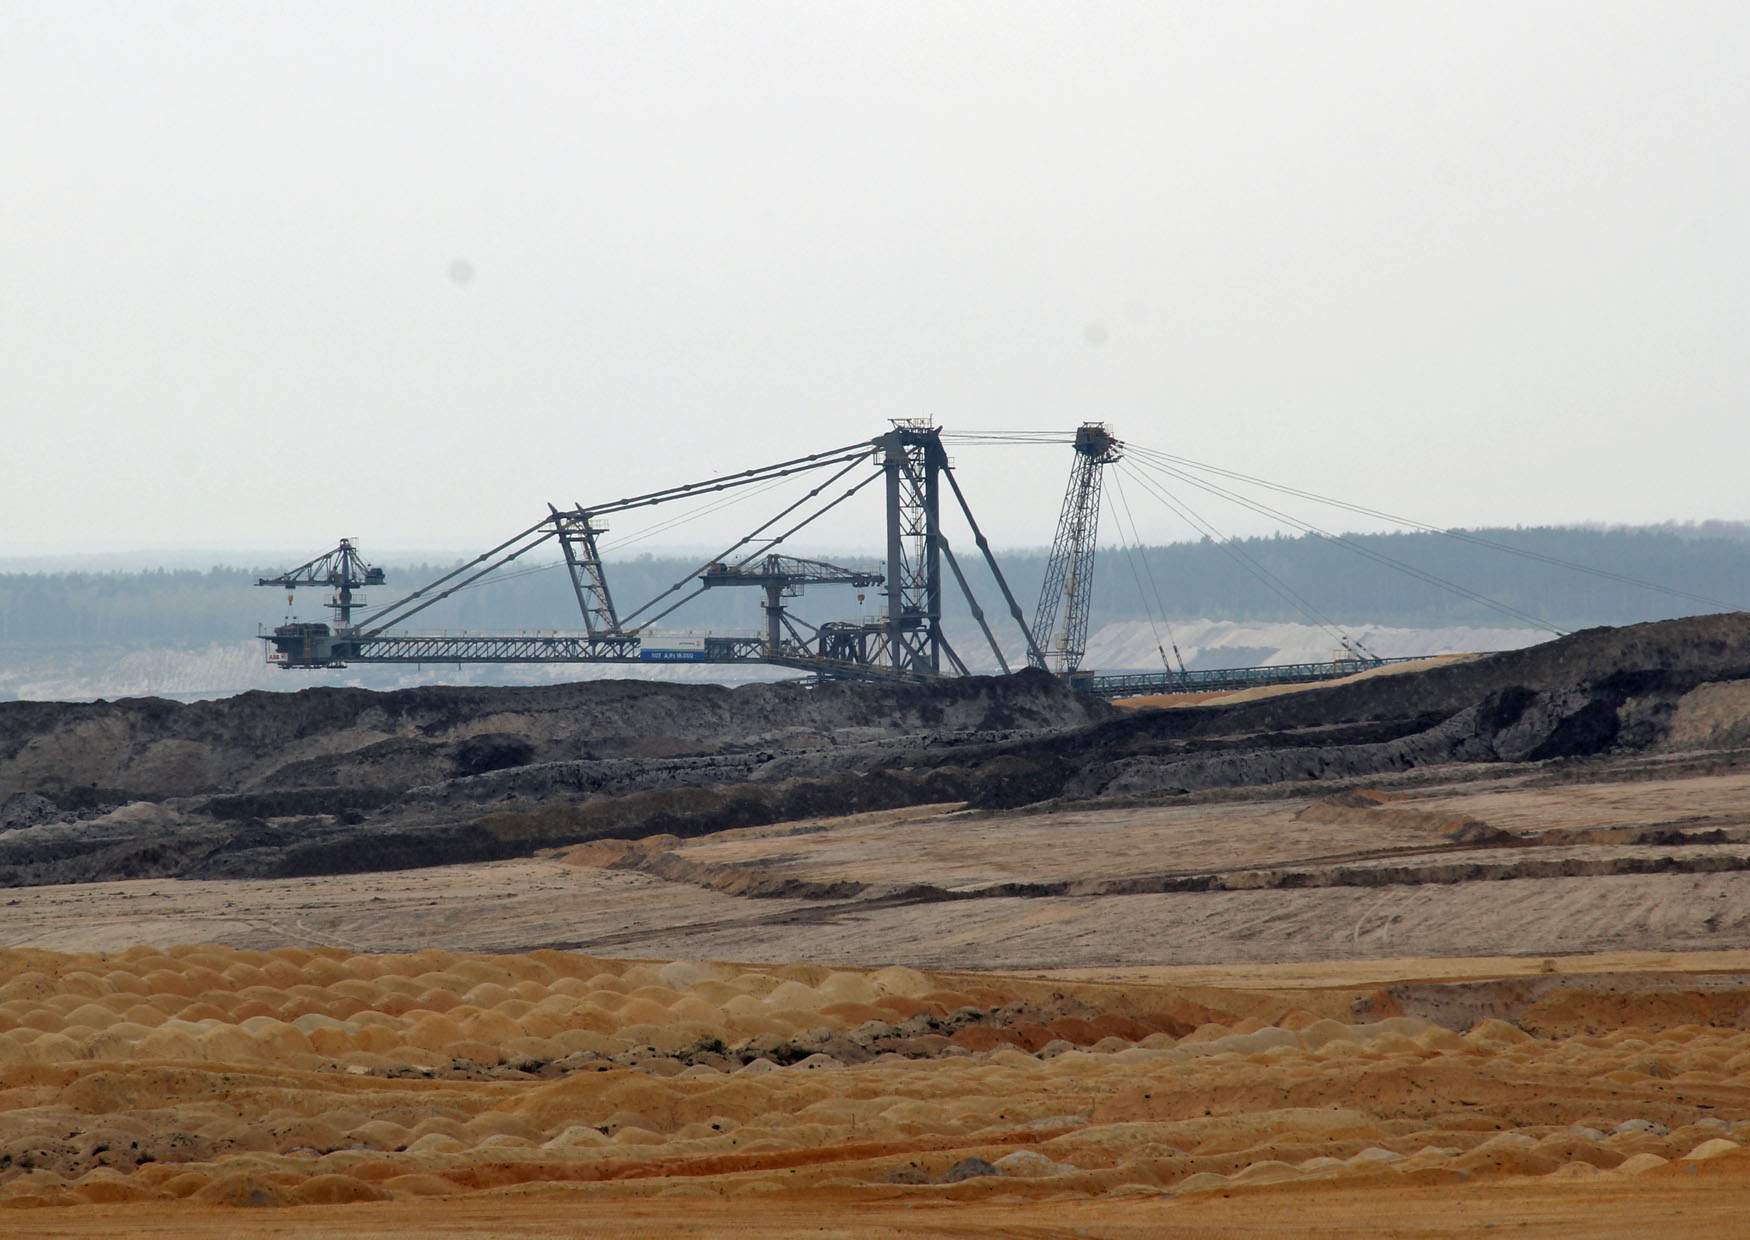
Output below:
[1032,423,1121,673]
[877,422,944,673]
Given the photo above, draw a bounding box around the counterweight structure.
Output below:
[1031,423,1121,674]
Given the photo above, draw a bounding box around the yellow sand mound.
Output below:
[3,946,1749,1220]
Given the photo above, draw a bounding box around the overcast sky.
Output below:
[3,1,1746,559]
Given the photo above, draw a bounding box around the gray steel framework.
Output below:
[699,555,882,655]
[877,423,944,674]
[369,633,760,663]
[273,631,768,667]
[1032,423,1121,673]
[552,507,620,636]
[260,426,1049,684]
[256,538,384,629]
[250,426,1475,704]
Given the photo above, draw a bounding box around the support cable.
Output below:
[628,462,884,633]
[940,431,1076,443]
[1125,444,1738,614]
[572,443,877,519]
[358,529,560,638]
[393,471,818,611]
[1119,464,1371,657]
[354,444,870,636]
[354,517,555,635]
[726,467,883,571]
[1109,468,1189,676]
[602,472,802,553]
[1102,483,1178,677]
[427,558,564,595]
[1126,454,1563,636]
[617,452,876,630]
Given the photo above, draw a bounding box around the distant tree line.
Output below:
[2,524,1747,650]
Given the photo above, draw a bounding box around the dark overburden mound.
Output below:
[4,614,1750,887]
[935,613,1750,807]
[0,670,1106,801]
[0,669,1109,886]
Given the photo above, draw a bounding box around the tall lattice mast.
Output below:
[1031,423,1121,673]
[877,421,945,674]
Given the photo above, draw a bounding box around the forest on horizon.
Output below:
[3,522,1746,651]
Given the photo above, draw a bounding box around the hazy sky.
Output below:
[3,1,1746,558]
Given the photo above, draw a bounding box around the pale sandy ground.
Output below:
[664,770,1750,887]
[1031,948,1750,990]
[1411,769,1750,834]
[11,862,1750,969]
[9,846,1750,968]
[668,800,1446,888]
[1108,653,1475,710]
[8,768,1750,969]
[0,863,816,956]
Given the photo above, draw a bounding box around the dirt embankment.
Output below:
[549,787,1750,911]
[0,670,1110,887]
[940,613,1750,808]
[0,669,1112,803]
[452,617,1750,882]
[7,614,1750,887]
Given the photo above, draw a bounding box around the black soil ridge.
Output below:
[4,614,1750,886]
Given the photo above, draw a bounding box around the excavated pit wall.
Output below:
[0,669,1109,886]
[0,668,1111,803]
[6,615,1750,886]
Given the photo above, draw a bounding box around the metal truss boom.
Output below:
[261,425,1068,688]
[618,451,880,631]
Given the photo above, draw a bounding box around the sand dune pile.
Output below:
[4,947,1750,1213]
[0,945,1126,1071]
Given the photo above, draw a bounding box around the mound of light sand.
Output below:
[1663,680,1750,750]
[1109,654,1474,711]
[3,946,1750,1215]
[0,946,1020,1071]
[1082,619,1539,673]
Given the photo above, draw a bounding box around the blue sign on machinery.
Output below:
[640,648,709,662]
